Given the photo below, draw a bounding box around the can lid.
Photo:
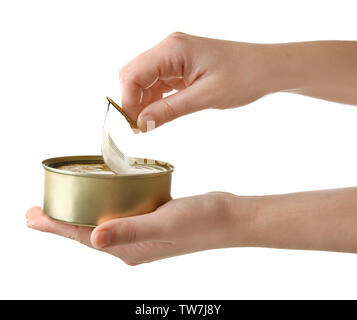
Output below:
[42,155,174,179]
[106,97,137,129]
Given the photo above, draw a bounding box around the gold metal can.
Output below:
[42,155,174,227]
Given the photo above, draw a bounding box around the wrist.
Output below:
[226,193,298,249]
[223,193,264,248]
[257,43,308,95]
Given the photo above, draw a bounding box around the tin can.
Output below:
[42,155,174,227]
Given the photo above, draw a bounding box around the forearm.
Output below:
[262,41,357,105]
[242,187,357,253]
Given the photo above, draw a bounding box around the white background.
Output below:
[1,0,357,299]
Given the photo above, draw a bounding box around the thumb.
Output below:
[90,213,165,249]
[137,79,212,131]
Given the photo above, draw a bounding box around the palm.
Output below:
[26,192,234,265]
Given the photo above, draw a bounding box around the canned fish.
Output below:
[42,155,174,226]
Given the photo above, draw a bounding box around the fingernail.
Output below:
[94,230,112,248]
[131,128,140,134]
[137,115,156,132]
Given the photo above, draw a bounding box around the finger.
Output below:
[90,212,168,249]
[25,207,146,260]
[161,78,186,91]
[141,87,164,107]
[137,78,213,131]
[119,79,143,121]
[120,39,186,122]
[142,80,181,107]
[26,207,93,247]
[25,207,179,265]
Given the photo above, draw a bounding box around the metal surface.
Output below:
[102,125,133,174]
[106,97,137,128]
[101,102,133,174]
[43,155,173,227]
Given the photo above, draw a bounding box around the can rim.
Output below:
[42,155,174,179]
